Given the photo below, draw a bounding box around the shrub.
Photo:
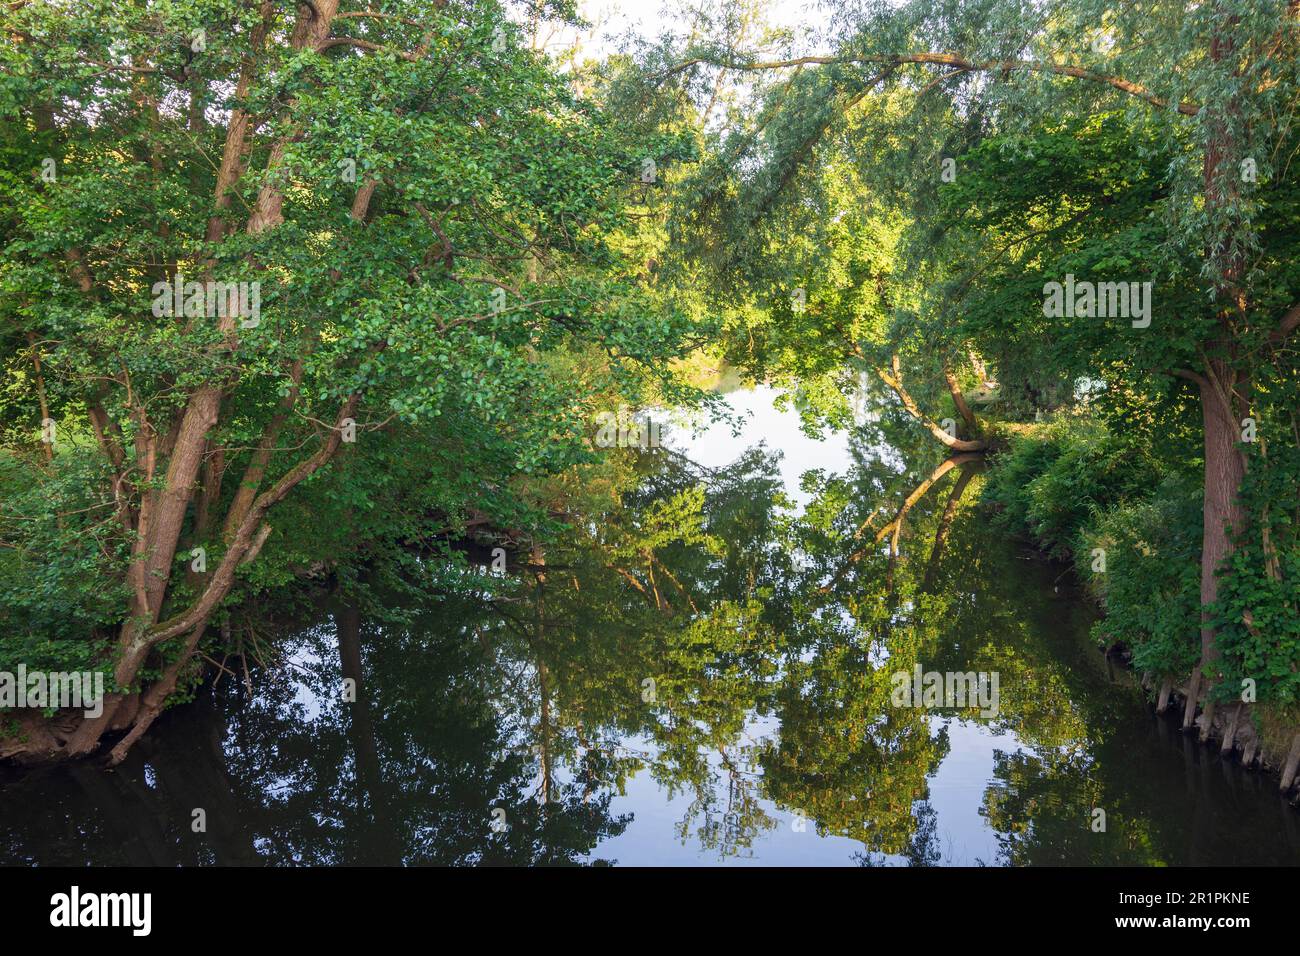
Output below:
[984,415,1199,680]
[1079,478,1202,678]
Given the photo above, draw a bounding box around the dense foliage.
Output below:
[0,0,706,756]
[640,0,1300,733]
[1,0,1298,787]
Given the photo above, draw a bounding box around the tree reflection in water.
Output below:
[2,410,1297,866]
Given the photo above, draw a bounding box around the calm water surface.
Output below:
[3,388,1298,865]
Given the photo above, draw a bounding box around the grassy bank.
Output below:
[981,413,1300,789]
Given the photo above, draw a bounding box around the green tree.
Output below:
[0,0,699,761]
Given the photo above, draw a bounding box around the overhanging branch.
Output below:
[663,52,1199,116]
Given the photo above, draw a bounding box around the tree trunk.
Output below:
[1220,702,1242,755]
[337,601,400,862]
[1184,6,1248,730]
[943,363,978,435]
[193,444,225,543]
[1156,677,1174,714]
[1280,734,1300,793]
[1186,373,1247,728]
[223,359,305,542]
[877,360,986,452]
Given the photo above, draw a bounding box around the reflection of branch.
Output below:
[922,463,978,591]
[609,564,655,604]
[872,454,982,554]
[653,556,699,614]
[821,454,982,593]
[645,554,666,610]
[592,535,693,612]
[661,445,718,478]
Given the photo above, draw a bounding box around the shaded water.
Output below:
[2,388,1298,866]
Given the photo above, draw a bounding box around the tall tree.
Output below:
[0,0,696,761]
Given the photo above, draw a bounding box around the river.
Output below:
[2,387,1297,865]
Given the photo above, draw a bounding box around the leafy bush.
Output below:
[1211,437,1300,706]
[0,446,126,673]
[984,416,1199,679]
[988,410,1300,710]
[983,423,1069,534]
[986,416,1157,558]
[1079,479,1202,678]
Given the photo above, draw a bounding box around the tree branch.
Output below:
[663,52,1199,116]
[318,36,421,61]
[878,355,987,451]
[1270,302,1300,344]
[145,394,359,647]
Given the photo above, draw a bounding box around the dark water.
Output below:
[2,388,1297,866]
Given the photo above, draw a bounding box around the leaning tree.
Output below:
[0,0,692,761]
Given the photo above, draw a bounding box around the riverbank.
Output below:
[981,413,1300,801]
